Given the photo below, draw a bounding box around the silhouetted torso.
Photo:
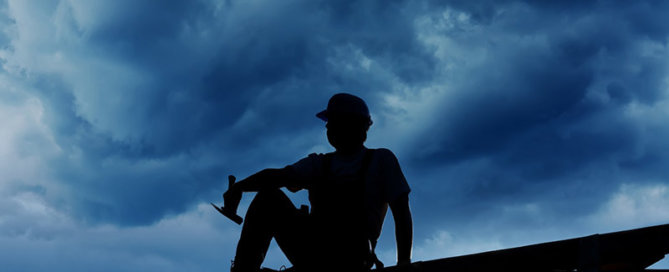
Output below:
[291,147,410,249]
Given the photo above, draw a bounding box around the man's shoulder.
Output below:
[370,147,393,154]
[291,152,334,178]
[296,152,335,168]
[304,151,334,160]
[302,148,396,162]
[369,148,397,160]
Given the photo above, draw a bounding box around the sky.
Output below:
[1,0,669,271]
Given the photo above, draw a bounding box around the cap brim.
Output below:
[316,110,328,122]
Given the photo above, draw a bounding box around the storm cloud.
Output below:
[1,0,669,270]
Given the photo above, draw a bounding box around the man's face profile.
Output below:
[326,114,369,152]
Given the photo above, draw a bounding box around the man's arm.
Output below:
[232,167,299,192]
[389,192,413,265]
[221,167,301,221]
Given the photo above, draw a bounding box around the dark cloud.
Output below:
[2,0,669,270]
[391,0,669,243]
[3,0,439,225]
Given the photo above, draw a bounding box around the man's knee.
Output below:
[248,188,292,214]
[254,188,288,204]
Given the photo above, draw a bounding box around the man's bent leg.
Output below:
[273,207,312,269]
[233,189,299,272]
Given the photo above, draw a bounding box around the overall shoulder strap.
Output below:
[357,148,375,177]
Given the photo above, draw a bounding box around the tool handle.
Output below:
[228,213,243,225]
[228,175,236,190]
[211,175,244,225]
[226,175,243,224]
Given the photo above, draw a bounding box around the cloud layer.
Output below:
[1,0,669,270]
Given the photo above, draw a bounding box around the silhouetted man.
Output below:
[224,93,413,272]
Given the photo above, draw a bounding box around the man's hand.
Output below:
[223,175,242,213]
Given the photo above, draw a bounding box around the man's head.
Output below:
[317,93,372,153]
